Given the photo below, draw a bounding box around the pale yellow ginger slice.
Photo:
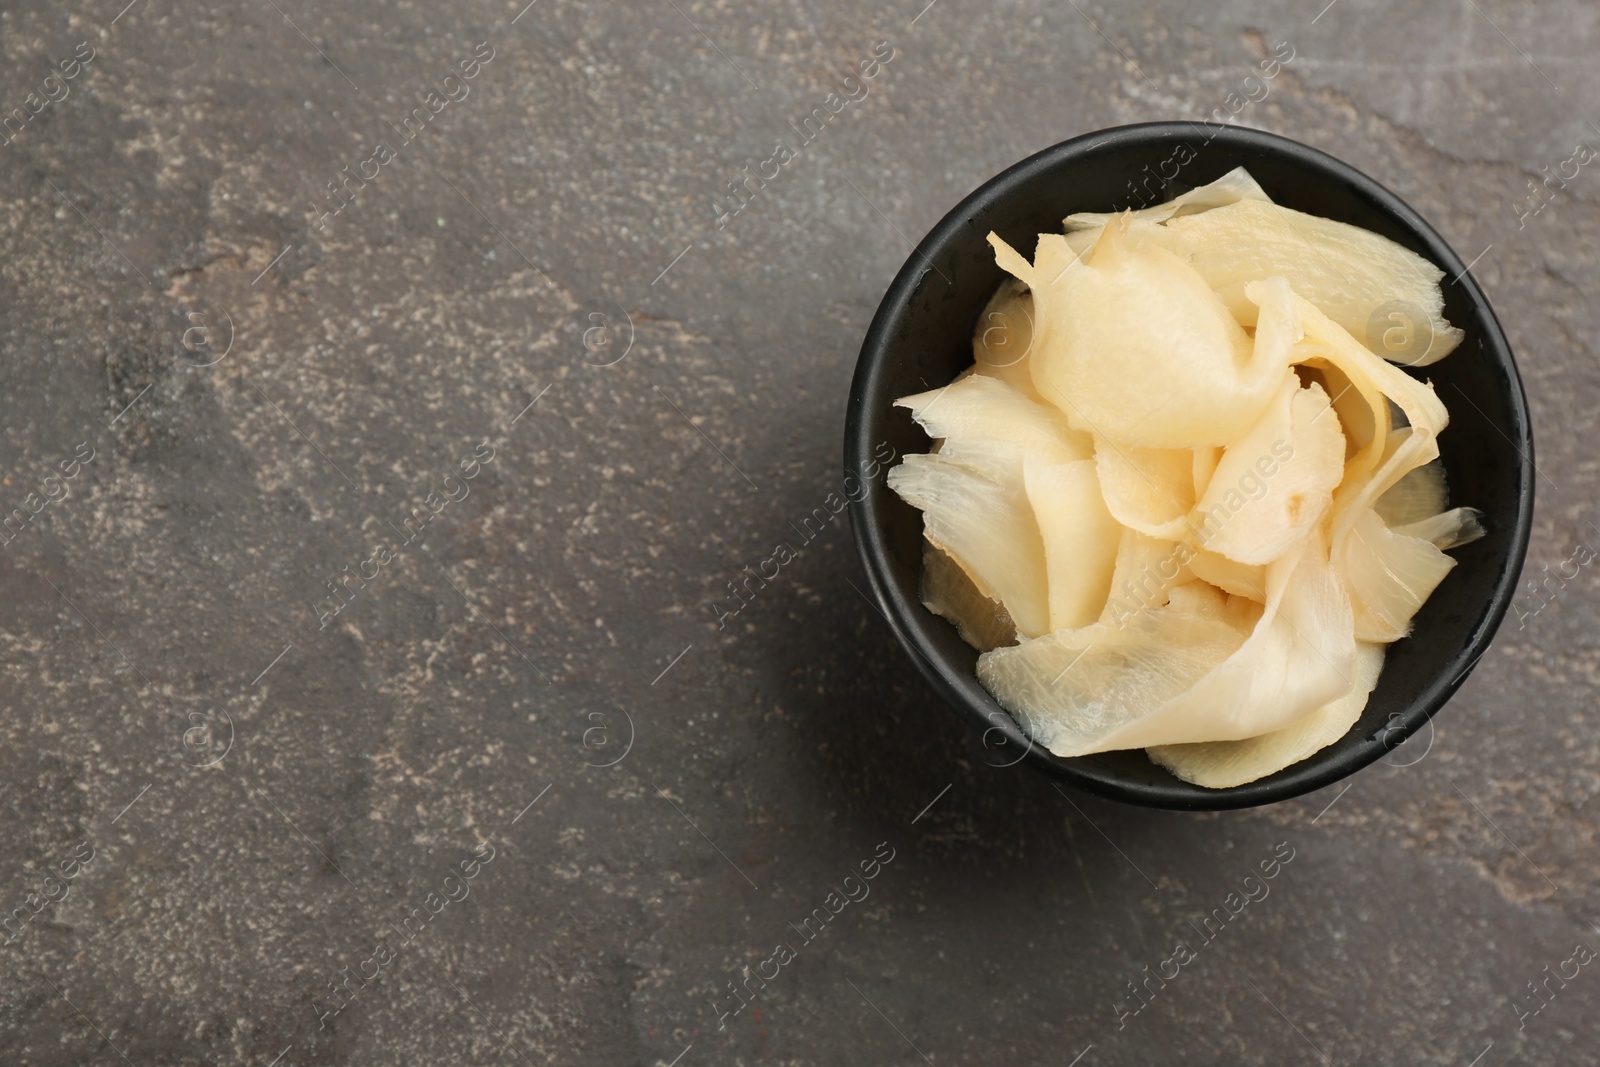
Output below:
[1291,347,1392,493]
[1192,446,1223,500]
[1273,292,1461,643]
[1375,460,1448,527]
[981,533,1355,756]
[1187,549,1268,603]
[1249,274,1395,505]
[891,375,1101,641]
[1024,455,1120,632]
[1299,359,1375,463]
[1100,528,1187,625]
[971,277,1042,402]
[1163,198,1462,366]
[889,452,1051,639]
[1393,507,1485,551]
[1062,217,1169,260]
[1373,461,1485,549]
[1339,507,1459,642]
[894,373,1090,478]
[1269,284,1449,545]
[989,220,1286,449]
[920,542,1016,653]
[1064,166,1271,230]
[1093,438,1196,541]
[1096,532,1357,753]
[1191,374,1346,566]
[1147,641,1386,788]
[1063,168,1461,366]
[977,582,1253,757]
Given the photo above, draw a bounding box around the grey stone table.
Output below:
[0,0,1593,1063]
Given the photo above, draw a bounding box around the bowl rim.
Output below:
[844,121,1535,811]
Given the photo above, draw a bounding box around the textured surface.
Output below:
[0,1,1594,1064]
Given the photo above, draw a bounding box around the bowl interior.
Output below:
[847,123,1533,810]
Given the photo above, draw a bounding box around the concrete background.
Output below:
[0,0,1595,1063]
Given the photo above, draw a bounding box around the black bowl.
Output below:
[844,122,1534,811]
